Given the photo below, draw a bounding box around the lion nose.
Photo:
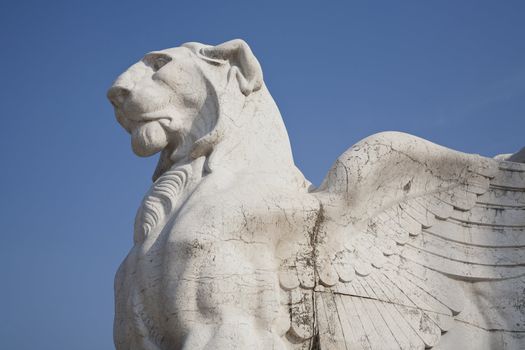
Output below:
[107,86,130,109]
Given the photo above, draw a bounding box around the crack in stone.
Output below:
[454,319,525,333]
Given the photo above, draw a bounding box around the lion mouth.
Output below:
[117,110,171,134]
[133,117,170,130]
[112,109,174,157]
[131,119,172,157]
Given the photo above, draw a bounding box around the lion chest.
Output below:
[164,177,319,258]
[153,180,319,331]
[117,172,320,346]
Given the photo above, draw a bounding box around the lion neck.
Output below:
[137,87,308,243]
[205,84,306,187]
[135,157,207,244]
[153,85,310,196]
[154,84,308,189]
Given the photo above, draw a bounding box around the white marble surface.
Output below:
[108,39,525,349]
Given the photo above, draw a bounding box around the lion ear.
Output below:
[199,39,263,96]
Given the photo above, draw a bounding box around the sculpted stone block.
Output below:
[108,39,525,349]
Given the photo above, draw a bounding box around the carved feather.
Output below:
[280,132,525,349]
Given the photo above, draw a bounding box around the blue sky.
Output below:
[1,1,524,349]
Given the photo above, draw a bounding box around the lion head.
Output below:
[108,39,301,183]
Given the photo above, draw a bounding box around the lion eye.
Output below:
[153,56,171,71]
[144,52,173,72]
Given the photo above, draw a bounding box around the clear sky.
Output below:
[1,1,524,349]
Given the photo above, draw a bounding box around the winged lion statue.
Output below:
[107,39,525,350]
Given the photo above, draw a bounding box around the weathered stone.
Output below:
[108,39,525,350]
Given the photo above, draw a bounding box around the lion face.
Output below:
[108,47,212,158]
[108,40,263,163]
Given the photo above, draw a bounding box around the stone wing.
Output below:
[279,132,525,349]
